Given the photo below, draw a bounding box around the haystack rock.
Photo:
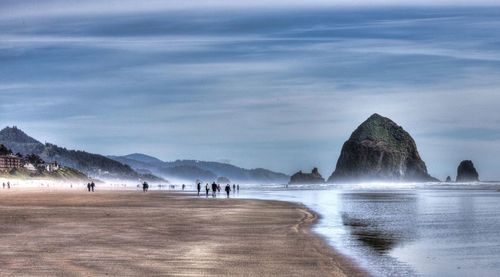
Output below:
[328,114,437,183]
[456,160,479,182]
[289,168,325,184]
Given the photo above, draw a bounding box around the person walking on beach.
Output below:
[225,184,231,198]
[197,182,201,196]
[237,184,240,193]
[211,182,217,198]
[233,184,236,193]
[205,183,210,197]
[143,182,149,192]
[90,182,95,192]
[217,184,221,193]
[7,182,10,189]
[2,182,5,189]
[182,184,185,191]
[87,183,91,192]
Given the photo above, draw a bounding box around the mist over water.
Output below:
[238,183,500,277]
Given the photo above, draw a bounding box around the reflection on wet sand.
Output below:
[340,192,418,254]
[341,213,397,253]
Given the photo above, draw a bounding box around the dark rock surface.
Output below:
[290,168,325,184]
[328,114,437,183]
[456,160,479,182]
[445,176,452,182]
[217,176,231,184]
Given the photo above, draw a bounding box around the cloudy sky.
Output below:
[1,1,500,180]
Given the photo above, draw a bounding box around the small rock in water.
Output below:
[289,168,325,184]
[456,160,479,182]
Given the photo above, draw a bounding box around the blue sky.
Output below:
[1,1,500,180]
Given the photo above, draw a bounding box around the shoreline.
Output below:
[0,189,368,276]
[288,201,370,277]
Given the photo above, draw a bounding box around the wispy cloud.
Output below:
[2,0,500,20]
[1,4,500,177]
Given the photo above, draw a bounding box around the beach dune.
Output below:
[0,190,364,276]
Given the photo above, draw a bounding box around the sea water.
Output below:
[237,183,500,277]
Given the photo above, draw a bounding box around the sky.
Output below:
[1,1,500,180]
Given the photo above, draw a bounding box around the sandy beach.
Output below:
[0,189,365,276]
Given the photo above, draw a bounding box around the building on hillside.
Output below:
[45,161,60,172]
[0,155,22,171]
[24,163,37,172]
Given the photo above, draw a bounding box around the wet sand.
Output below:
[0,189,365,276]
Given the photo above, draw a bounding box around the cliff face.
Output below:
[456,160,479,182]
[328,114,437,183]
[289,168,325,184]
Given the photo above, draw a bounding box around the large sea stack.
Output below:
[456,160,479,182]
[328,114,437,183]
[289,168,325,184]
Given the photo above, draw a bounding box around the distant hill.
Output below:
[0,127,165,182]
[123,153,165,165]
[109,154,289,184]
[0,126,285,184]
[0,127,45,155]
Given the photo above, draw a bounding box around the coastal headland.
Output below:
[0,189,366,276]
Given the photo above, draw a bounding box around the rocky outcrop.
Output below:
[217,176,231,184]
[456,160,479,182]
[445,176,452,182]
[328,114,437,183]
[289,168,325,184]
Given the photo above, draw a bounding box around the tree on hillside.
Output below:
[25,153,44,166]
[0,144,12,155]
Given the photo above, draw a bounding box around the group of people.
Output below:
[2,182,11,189]
[81,180,239,196]
[196,182,240,198]
[86,182,96,192]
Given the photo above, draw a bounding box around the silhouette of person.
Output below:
[212,182,217,198]
[205,183,210,197]
[197,182,201,196]
[143,182,149,192]
[7,182,10,189]
[182,184,185,191]
[237,184,240,192]
[233,184,236,193]
[90,182,95,192]
[2,182,5,189]
[217,184,221,193]
[87,183,91,192]
[225,184,231,198]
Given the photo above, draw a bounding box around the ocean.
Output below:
[237,183,500,277]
